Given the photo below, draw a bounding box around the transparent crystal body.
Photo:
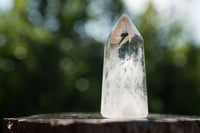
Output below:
[101,14,148,118]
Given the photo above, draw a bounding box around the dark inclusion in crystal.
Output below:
[119,34,143,60]
[109,14,144,60]
[119,33,128,44]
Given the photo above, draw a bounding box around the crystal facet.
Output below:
[101,14,148,118]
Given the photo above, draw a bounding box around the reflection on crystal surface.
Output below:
[101,14,148,118]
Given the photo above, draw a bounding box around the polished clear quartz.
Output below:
[101,14,148,118]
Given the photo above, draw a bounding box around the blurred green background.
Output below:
[1,0,200,124]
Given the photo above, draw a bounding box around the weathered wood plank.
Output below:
[3,113,200,133]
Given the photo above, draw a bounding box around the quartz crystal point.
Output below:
[101,14,148,118]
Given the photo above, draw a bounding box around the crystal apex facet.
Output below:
[110,14,142,46]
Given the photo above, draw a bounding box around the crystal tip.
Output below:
[120,14,130,22]
[110,14,142,45]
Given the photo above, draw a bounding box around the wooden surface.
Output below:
[3,113,200,133]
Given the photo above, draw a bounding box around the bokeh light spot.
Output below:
[14,46,28,60]
[60,38,73,51]
[59,58,75,74]
[173,53,187,67]
[0,0,14,12]
[45,17,60,32]
[75,78,90,92]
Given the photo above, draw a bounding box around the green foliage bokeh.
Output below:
[1,0,200,122]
